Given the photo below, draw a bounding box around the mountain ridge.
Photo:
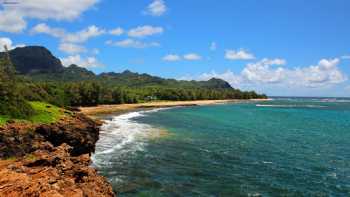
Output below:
[2,46,233,89]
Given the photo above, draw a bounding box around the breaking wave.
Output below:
[92,109,168,167]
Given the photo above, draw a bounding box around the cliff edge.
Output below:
[0,113,115,197]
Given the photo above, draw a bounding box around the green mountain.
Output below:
[4,46,233,89]
[30,64,96,81]
[97,70,232,89]
[0,46,63,74]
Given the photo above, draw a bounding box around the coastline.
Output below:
[79,99,271,117]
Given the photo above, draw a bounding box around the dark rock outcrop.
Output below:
[35,113,100,156]
[0,113,101,158]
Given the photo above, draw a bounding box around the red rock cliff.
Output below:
[0,113,115,197]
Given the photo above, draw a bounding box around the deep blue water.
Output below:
[92,98,350,196]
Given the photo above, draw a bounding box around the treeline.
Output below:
[18,81,266,107]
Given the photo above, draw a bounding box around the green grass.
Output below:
[0,102,72,126]
[0,116,10,125]
[29,102,67,124]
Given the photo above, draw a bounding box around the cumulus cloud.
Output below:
[290,58,346,87]
[128,25,163,38]
[144,0,167,16]
[31,23,105,43]
[0,0,98,33]
[63,25,105,43]
[163,54,181,61]
[31,23,65,38]
[0,37,25,52]
[183,53,202,61]
[241,58,346,87]
[109,27,124,36]
[186,58,347,89]
[61,55,104,68]
[106,39,160,49]
[0,11,26,33]
[225,49,255,60]
[242,58,287,83]
[31,23,104,55]
[59,43,86,54]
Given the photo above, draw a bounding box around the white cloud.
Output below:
[163,54,181,61]
[290,58,346,87]
[0,37,25,52]
[241,58,346,87]
[225,49,255,60]
[128,25,163,38]
[210,42,217,51]
[144,0,167,16]
[109,27,124,36]
[31,23,105,43]
[106,39,160,49]
[183,53,202,61]
[59,43,86,54]
[31,23,65,38]
[0,0,98,33]
[63,25,105,43]
[61,55,104,68]
[186,58,347,89]
[0,11,26,33]
[0,37,13,52]
[242,58,287,83]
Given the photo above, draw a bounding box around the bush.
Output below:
[0,96,35,119]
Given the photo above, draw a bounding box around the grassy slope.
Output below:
[0,101,71,126]
[0,116,9,125]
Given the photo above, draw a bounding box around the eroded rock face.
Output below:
[0,114,115,197]
[35,114,101,156]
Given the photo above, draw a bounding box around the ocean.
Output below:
[92,98,350,196]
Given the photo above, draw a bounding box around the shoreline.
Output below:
[79,99,271,117]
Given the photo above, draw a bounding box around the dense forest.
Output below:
[0,46,266,119]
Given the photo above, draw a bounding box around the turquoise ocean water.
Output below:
[92,98,350,196]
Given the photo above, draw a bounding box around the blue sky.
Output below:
[0,0,350,97]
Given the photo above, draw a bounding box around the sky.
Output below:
[0,0,350,97]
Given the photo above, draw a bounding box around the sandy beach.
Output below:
[79,99,270,116]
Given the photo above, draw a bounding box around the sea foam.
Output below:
[92,109,167,167]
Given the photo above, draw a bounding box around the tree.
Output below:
[0,45,34,119]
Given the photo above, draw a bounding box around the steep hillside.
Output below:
[0,46,63,74]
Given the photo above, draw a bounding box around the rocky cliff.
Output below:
[0,113,115,197]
